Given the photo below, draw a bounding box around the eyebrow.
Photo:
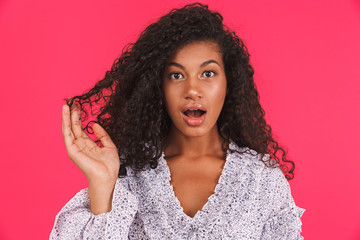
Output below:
[166,59,220,69]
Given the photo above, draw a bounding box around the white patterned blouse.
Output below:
[50,139,305,239]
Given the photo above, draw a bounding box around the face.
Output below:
[162,40,227,138]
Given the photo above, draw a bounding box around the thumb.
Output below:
[93,123,116,148]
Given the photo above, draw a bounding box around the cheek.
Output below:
[163,87,178,114]
[210,81,227,113]
[211,81,227,100]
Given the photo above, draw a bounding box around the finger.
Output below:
[62,105,101,177]
[68,105,100,151]
[63,105,90,155]
[70,103,87,139]
[62,104,75,149]
[63,106,94,162]
[93,123,116,148]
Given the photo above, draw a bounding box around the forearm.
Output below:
[88,179,116,215]
[50,177,139,240]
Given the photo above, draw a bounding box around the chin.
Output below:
[182,130,208,138]
[177,124,214,138]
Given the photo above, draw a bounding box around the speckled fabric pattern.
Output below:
[50,140,305,239]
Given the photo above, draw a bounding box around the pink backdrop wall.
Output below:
[1,0,359,239]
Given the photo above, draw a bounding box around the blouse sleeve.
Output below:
[49,176,139,240]
[260,166,305,240]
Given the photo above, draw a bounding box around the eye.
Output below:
[202,70,216,78]
[169,72,184,80]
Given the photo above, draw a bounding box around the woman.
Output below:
[50,2,305,239]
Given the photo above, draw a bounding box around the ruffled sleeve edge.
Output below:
[266,204,305,224]
[262,204,305,240]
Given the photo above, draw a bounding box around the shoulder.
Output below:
[229,143,305,208]
[228,141,288,193]
[116,164,143,192]
[227,140,277,177]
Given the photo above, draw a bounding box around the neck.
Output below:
[162,124,228,159]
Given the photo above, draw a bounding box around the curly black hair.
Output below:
[66,2,295,180]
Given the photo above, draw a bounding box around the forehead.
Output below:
[167,41,223,64]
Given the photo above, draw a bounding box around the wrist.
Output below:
[88,180,116,215]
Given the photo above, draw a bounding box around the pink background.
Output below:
[1,0,360,239]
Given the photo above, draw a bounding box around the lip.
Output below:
[182,111,206,126]
[181,103,207,113]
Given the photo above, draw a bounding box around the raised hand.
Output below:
[62,104,120,185]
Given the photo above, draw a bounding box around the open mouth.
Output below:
[183,109,206,118]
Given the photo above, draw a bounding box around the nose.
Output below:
[183,74,202,101]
